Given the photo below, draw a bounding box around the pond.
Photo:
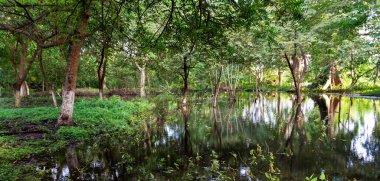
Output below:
[35,93,380,180]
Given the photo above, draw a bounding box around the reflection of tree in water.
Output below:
[312,94,342,138]
[182,104,192,156]
[280,94,307,178]
[212,106,222,151]
[65,145,80,180]
[39,94,380,180]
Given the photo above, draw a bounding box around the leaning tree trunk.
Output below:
[58,1,91,125]
[283,44,308,101]
[97,42,108,100]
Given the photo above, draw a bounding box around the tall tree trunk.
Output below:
[58,1,91,125]
[97,42,108,100]
[283,44,307,101]
[140,67,146,97]
[135,62,146,97]
[225,64,240,103]
[182,60,189,106]
[18,39,29,99]
[349,49,356,89]
[42,80,45,92]
[14,39,28,107]
[181,45,194,107]
[255,78,259,93]
[38,49,57,107]
[283,30,308,101]
[51,87,58,107]
[11,38,39,108]
[278,69,282,87]
[147,73,151,94]
[15,90,21,108]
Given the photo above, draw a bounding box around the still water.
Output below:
[36,93,380,180]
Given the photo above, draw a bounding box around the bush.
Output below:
[55,126,89,141]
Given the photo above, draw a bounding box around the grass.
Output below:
[0,96,153,180]
[0,96,61,109]
[243,83,380,97]
[361,89,380,96]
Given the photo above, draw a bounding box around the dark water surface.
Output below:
[36,93,380,180]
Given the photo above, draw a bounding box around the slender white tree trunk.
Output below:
[15,90,21,108]
[135,62,146,97]
[140,68,146,97]
[51,90,58,107]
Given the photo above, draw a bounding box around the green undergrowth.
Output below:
[0,135,66,180]
[361,89,380,96]
[357,86,380,96]
[0,96,153,180]
[0,96,152,132]
[0,96,62,109]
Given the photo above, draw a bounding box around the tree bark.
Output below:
[58,1,91,125]
[15,90,21,108]
[283,42,308,101]
[135,62,146,97]
[181,45,194,107]
[51,87,58,107]
[11,38,40,107]
[18,39,29,98]
[147,73,151,94]
[278,69,282,86]
[140,67,146,97]
[182,59,189,106]
[97,40,109,100]
[349,49,356,89]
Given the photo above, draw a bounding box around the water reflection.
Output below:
[36,93,380,180]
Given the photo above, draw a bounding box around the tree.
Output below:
[58,0,93,125]
[6,36,41,107]
[87,0,126,99]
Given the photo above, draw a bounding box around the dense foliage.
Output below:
[0,0,378,99]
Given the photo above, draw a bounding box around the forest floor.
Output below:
[0,96,152,180]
